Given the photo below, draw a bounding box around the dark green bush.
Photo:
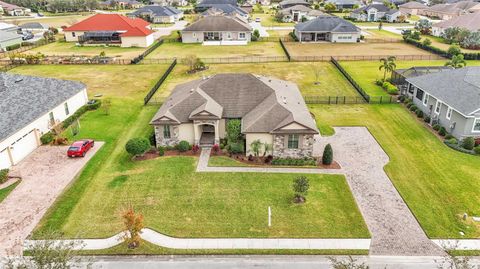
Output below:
[424,115,431,123]
[474,146,480,155]
[322,144,333,165]
[445,138,458,144]
[409,105,417,111]
[462,137,475,150]
[158,146,165,156]
[416,110,424,118]
[398,95,406,102]
[176,140,191,152]
[6,43,21,51]
[406,103,413,109]
[86,99,102,110]
[433,124,441,131]
[271,157,316,166]
[0,169,9,184]
[228,141,244,154]
[40,132,54,145]
[125,137,150,156]
[445,134,454,140]
[438,127,447,136]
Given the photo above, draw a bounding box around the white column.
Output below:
[193,123,200,145]
[214,121,220,145]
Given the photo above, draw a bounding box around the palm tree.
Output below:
[379,56,397,81]
[445,54,467,69]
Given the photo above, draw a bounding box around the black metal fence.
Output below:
[279,38,291,61]
[292,54,444,62]
[303,95,366,104]
[131,39,164,64]
[144,58,177,105]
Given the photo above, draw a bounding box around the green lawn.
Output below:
[253,13,295,27]
[0,180,20,203]
[363,29,402,40]
[153,62,360,99]
[27,40,147,59]
[310,104,480,238]
[147,41,286,59]
[209,156,250,167]
[420,35,480,54]
[340,60,480,97]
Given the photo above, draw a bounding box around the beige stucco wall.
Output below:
[64,31,84,42]
[177,123,195,144]
[280,122,307,130]
[218,119,226,139]
[245,133,273,155]
[121,34,154,47]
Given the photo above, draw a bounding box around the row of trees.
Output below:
[442,27,480,50]
[6,0,98,13]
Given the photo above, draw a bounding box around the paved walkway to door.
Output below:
[0,143,103,256]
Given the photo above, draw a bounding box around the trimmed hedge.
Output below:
[176,140,191,152]
[271,157,317,166]
[228,141,244,154]
[462,137,475,150]
[40,132,55,145]
[6,43,21,51]
[125,137,150,156]
[0,169,9,184]
[474,146,480,155]
[62,99,101,129]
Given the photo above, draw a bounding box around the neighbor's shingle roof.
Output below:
[279,0,309,7]
[202,4,248,16]
[433,12,480,31]
[0,30,22,42]
[0,73,86,143]
[131,5,182,17]
[326,0,361,5]
[406,67,480,116]
[352,3,392,13]
[425,1,480,15]
[182,15,251,31]
[19,22,49,29]
[197,0,237,7]
[150,74,319,134]
[295,15,359,33]
[399,1,426,9]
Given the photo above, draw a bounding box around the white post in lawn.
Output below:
[268,206,271,227]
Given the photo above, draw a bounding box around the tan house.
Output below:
[150,74,319,158]
[420,1,480,20]
[399,1,427,15]
[432,12,480,36]
[278,5,325,22]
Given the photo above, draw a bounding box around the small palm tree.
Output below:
[250,139,263,157]
[379,56,397,81]
[445,54,467,69]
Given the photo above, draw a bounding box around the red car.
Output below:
[67,140,94,157]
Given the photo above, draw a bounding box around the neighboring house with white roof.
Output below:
[432,12,480,36]
[0,0,30,16]
[350,4,401,22]
[404,67,480,139]
[294,15,361,42]
[150,73,319,158]
[0,73,88,169]
[420,0,480,20]
[129,5,184,23]
[278,5,325,22]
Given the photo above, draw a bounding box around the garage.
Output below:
[10,130,39,165]
[0,148,11,169]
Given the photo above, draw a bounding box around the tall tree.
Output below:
[378,56,396,81]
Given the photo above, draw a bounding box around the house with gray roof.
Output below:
[399,1,426,15]
[181,15,252,44]
[150,73,319,158]
[294,15,360,42]
[350,3,401,22]
[129,5,184,23]
[278,5,325,22]
[420,0,480,20]
[195,0,237,11]
[19,22,49,32]
[325,0,362,10]
[0,73,88,169]
[432,12,480,36]
[279,0,310,9]
[405,67,480,139]
[201,4,248,18]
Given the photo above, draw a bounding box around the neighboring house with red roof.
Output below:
[0,0,31,16]
[63,14,154,48]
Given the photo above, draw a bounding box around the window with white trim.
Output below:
[473,118,480,132]
[434,100,441,115]
[72,32,76,37]
[423,94,429,106]
[239,32,246,39]
[446,106,452,120]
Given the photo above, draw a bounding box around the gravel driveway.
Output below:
[0,143,103,256]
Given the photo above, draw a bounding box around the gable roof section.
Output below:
[182,15,251,31]
[295,15,359,33]
[202,4,248,16]
[433,12,480,31]
[0,30,21,42]
[197,0,237,7]
[19,22,49,29]
[0,72,86,143]
[131,5,182,17]
[64,14,153,36]
[399,1,426,9]
[426,1,480,15]
[406,67,480,116]
[352,3,392,13]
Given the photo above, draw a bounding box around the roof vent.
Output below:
[283,97,287,104]
[190,88,195,93]
[14,78,23,83]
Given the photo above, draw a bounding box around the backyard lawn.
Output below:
[254,13,295,27]
[147,41,286,59]
[340,60,480,96]
[310,104,480,239]
[26,40,148,59]
[363,29,402,40]
[284,42,435,59]
[420,35,480,54]
[152,62,360,99]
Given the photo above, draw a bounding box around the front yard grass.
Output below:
[309,104,480,238]
[0,180,20,203]
[209,156,250,167]
[27,40,148,59]
[146,41,286,59]
[153,62,360,98]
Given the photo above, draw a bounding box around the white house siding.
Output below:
[0,89,88,169]
[432,26,444,37]
[120,34,154,47]
[177,123,195,144]
[245,133,273,155]
[331,32,359,42]
[64,31,84,42]
[0,36,22,51]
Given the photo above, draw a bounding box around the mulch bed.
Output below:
[134,149,200,161]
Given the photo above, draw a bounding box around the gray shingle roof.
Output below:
[352,3,392,14]
[406,67,480,116]
[0,30,21,42]
[399,1,426,9]
[197,0,237,7]
[433,12,480,31]
[295,15,359,33]
[326,0,361,5]
[131,5,182,17]
[279,0,309,7]
[202,4,248,16]
[182,15,251,31]
[0,72,86,143]
[19,22,49,30]
[150,73,318,134]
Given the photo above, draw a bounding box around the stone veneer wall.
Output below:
[154,125,179,147]
[273,134,314,158]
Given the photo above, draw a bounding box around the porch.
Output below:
[299,32,330,42]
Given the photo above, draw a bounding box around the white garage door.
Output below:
[10,131,38,165]
[0,149,11,169]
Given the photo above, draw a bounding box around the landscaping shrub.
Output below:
[398,95,406,102]
[322,144,333,165]
[406,102,413,109]
[375,79,384,86]
[86,99,102,110]
[212,144,220,155]
[228,141,244,154]
[271,157,316,166]
[445,138,458,145]
[424,115,431,123]
[462,137,475,150]
[158,146,165,156]
[445,134,454,140]
[0,169,9,184]
[416,110,424,118]
[176,140,191,152]
[474,146,480,155]
[409,105,417,111]
[62,100,101,129]
[125,137,150,156]
[226,119,242,143]
[438,127,447,136]
[40,132,54,145]
[192,144,200,154]
[292,176,309,203]
[433,124,441,131]
[6,43,21,51]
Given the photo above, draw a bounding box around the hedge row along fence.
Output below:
[405,37,480,60]
[144,58,177,105]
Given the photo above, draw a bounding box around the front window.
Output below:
[416,88,424,101]
[239,32,246,39]
[72,32,76,37]
[287,134,299,149]
[473,119,480,132]
[446,107,452,120]
[64,102,70,115]
[163,125,171,139]
[408,84,414,94]
[423,94,428,106]
[435,101,442,115]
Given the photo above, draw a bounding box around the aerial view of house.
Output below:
[150,0,188,6]
[150,73,318,157]
[0,0,30,16]
[129,5,184,23]
[420,0,480,20]
[0,73,87,169]
[202,4,249,19]
[278,5,325,22]
[431,12,480,36]
[294,15,360,42]
[195,0,238,12]
[278,0,310,9]
[398,1,427,15]
[181,15,252,44]
[18,22,49,33]
[63,14,154,47]
[350,4,401,22]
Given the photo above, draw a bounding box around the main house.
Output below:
[278,5,325,22]
[150,74,319,158]
[294,15,360,42]
[404,67,480,139]
[350,4,401,22]
[398,1,427,15]
[181,15,252,45]
[129,5,184,23]
[63,14,154,48]
[0,73,87,169]
[201,4,249,19]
